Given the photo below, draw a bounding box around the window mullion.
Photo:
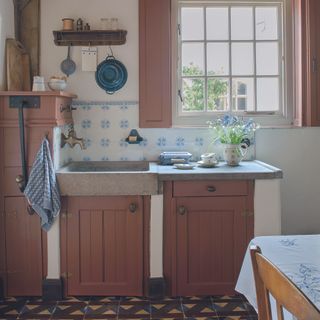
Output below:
[228,5,232,112]
[204,6,208,112]
[253,5,258,113]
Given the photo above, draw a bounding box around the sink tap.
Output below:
[61,129,86,149]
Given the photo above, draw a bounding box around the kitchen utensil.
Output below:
[95,54,127,94]
[60,46,76,77]
[81,46,97,72]
[6,39,31,91]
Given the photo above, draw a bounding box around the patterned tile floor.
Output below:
[0,295,257,320]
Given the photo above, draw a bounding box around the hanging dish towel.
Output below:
[24,138,61,231]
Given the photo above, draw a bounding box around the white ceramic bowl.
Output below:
[48,79,67,91]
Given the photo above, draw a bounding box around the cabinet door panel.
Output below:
[5,197,43,296]
[176,196,248,295]
[67,196,143,296]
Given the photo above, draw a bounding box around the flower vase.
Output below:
[223,143,248,166]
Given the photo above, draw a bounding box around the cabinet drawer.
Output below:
[173,180,249,197]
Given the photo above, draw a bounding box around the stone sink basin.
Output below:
[60,161,150,172]
[56,161,158,196]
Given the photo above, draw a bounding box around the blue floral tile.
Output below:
[81,120,92,129]
[176,137,185,147]
[120,156,128,161]
[120,105,129,111]
[100,138,110,147]
[139,139,148,147]
[101,105,110,110]
[120,120,129,129]
[195,137,204,146]
[83,156,91,161]
[101,156,109,161]
[84,138,92,148]
[139,156,147,161]
[80,105,91,111]
[157,137,167,147]
[119,139,128,148]
[101,119,111,129]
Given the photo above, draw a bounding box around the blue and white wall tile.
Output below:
[56,101,255,167]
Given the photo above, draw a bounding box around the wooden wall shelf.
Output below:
[53,30,127,46]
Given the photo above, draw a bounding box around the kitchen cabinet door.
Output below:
[175,196,249,296]
[66,196,144,296]
[5,197,43,296]
[139,0,172,128]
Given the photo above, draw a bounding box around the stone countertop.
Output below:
[157,160,283,181]
[56,160,282,196]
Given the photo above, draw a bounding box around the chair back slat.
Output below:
[250,245,320,320]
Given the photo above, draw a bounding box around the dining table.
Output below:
[236,234,320,319]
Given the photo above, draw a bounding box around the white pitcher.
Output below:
[223,143,248,166]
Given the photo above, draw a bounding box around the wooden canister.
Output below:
[62,18,74,31]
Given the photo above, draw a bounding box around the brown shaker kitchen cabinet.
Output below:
[4,197,44,296]
[61,196,147,296]
[0,91,77,297]
[163,180,254,296]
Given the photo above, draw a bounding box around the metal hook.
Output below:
[108,45,114,57]
[44,131,49,140]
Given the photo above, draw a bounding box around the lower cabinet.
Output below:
[63,196,146,296]
[164,180,254,296]
[4,197,44,296]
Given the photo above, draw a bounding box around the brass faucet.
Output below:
[61,129,86,149]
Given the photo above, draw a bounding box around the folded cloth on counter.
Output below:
[24,137,61,231]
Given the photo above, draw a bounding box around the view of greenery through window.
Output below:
[178,3,282,117]
[182,63,229,111]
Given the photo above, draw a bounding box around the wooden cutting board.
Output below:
[6,38,31,91]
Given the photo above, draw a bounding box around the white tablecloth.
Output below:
[236,235,320,317]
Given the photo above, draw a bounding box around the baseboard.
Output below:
[42,278,63,301]
[148,277,166,299]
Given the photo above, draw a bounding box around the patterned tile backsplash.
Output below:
[56,101,255,168]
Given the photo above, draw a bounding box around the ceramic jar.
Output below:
[223,143,248,166]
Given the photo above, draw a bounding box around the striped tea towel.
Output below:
[24,138,61,231]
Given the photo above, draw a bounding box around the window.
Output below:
[173,0,293,126]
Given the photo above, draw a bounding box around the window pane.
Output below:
[232,78,255,111]
[207,43,229,76]
[206,7,229,40]
[181,8,204,40]
[231,7,253,40]
[232,43,254,75]
[256,42,279,75]
[256,7,278,40]
[182,43,205,76]
[257,78,279,111]
[182,78,205,111]
[208,78,229,111]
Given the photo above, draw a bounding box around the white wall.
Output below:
[0,0,15,90]
[40,0,320,236]
[41,0,138,100]
[256,128,320,235]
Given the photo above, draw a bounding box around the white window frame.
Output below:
[172,0,294,127]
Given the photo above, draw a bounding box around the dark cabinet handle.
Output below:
[129,203,137,213]
[207,186,216,192]
[178,206,187,215]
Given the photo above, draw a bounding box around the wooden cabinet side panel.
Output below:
[139,0,172,128]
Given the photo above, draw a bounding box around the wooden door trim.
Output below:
[143,195,151,296]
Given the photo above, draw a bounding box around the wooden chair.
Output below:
[250,245,320,320]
